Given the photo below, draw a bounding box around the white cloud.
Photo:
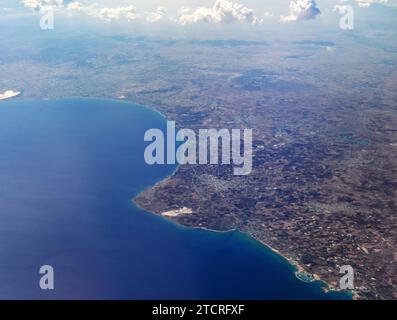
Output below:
[64,2,167,23]
[67,4,169,24]
[179,0,259,25]
[280,0,320,22]
[355,0,389,7]
[65,1,83,10]
[21,1,139,22]
[95,6,137,22]
[21,0,72,10]
[178,6,191,16]
[145,6,167,23]
[64,2,138,22]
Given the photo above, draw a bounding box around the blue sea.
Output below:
[0,99,350,299]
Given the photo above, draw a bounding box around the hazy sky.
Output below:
[5,0,397,16]
[1,0,396,40]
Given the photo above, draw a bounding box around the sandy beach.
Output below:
[161,207,193,217]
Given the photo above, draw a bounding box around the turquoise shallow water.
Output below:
[0,98,351,299]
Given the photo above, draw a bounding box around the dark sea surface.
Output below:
[0,99,351,299]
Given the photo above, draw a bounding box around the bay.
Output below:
[0,98,350,299]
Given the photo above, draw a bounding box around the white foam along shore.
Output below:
[0,90,21,100]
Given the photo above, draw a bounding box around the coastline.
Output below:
[133,191,354,300]
[128,94,356,300]
[10,96,355,299]
[247,233,357,299]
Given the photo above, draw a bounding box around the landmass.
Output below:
[2,27,396,299]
